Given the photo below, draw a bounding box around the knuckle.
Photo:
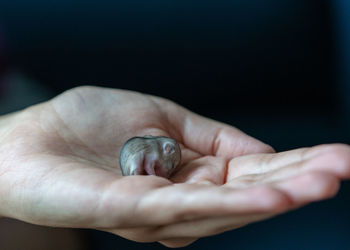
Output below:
[253,186,292,212]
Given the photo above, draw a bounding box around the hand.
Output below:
[0,86,349,248]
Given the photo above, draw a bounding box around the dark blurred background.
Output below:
[0,0,349,249]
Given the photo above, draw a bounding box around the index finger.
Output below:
[127,184,291,227]
[155,98,274,158]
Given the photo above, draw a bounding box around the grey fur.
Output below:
[119,136,181,178]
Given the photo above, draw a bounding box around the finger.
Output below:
[227,144,350,189]
[227,144,350,180]
[125,185,291,227]
[112,173,340,242]
[106,173,341,243]
[144,213,274,240]
[227,148,311,179]
[153,98,274,157]
[272,171,340,205]
[147,172,340,240]
[108,213,272,243]
[106,227,199,246]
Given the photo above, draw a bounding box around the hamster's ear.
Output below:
[163,142,175,155]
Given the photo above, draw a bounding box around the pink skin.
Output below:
[143,154,171,178]
[144,156,156,176]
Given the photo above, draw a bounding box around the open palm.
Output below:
[0,86,349,248]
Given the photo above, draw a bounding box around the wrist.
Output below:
[0,111,25,219]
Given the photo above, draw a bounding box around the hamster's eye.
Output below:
[163,142,175,155]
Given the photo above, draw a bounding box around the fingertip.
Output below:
[256,143,276,154]
[303,172,340,200]
[234,136,275,156]
[273,172,341,204]
[325,144,350,178]
[308,144,350,179]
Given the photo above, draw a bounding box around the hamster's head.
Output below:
[155,137,181,177]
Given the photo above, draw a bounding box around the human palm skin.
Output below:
[0,86,349,248]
